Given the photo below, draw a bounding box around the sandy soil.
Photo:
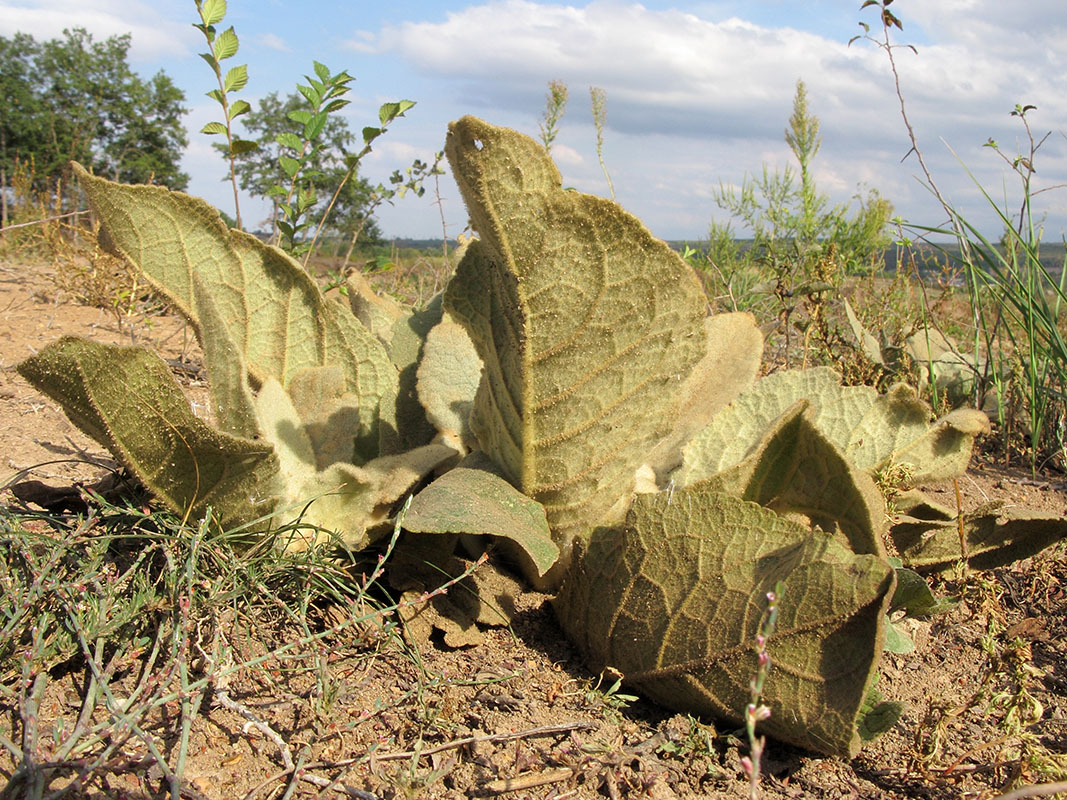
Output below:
[2,258,1067,800]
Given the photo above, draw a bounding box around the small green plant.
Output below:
[538,79,569,153]
[589,86,615,201]
[194,1,421,267]
[269,61,356,257]
[194,0,256,229]
[710,79,894,280]
[584,670,639,713]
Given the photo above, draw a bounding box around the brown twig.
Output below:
[482,767,577,794]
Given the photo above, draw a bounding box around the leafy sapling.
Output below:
[305,99,419,264]
[271,62,356,259]
[194,0,256,229]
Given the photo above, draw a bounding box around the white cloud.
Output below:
[362,0,1067,237]
[257,32,289,52]
[0,0,195,61]
[551,143,583,166]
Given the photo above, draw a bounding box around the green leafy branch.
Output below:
[270,62,356,259]
[194,0,256,229]
[304,99,419,266]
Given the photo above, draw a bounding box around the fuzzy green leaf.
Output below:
[694,400,886,557]
[443,116,707,562]
[283,445,457,552]
[200,121,227,135]
[843,297,885,367]
[191,275,258,438]
[381,298,446,454]
[890,564,957,617]
[17,337,278,530]
[416,312,482,451]
[285,366,362,470]
[555,487,895,758]
[891,499,1067,573]
[404,456,558,582]
[680,367,989,487]
[73,164,397,463]
[884,621,915,654]
[643,312,762,485]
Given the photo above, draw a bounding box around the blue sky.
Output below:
[3,0,1066,242]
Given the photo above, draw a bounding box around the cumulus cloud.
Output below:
[257,32,290,52]
[0,0,195,60]
[359,0,1067,237]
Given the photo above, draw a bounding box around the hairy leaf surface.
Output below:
[416,312,483,451]
[891,498,1067,573]
[642,313,762,483]
[404,456,558,582]
[555,487,894,757]
[695,401,885,556]
[680,367,989,487]
[18,337,278,529]
[74,163,395,461]
[442,116,707,555]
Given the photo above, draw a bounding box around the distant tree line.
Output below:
[0,28,188,228]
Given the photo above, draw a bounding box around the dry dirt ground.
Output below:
[2,258,1067,799]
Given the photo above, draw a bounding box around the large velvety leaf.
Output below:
[17,337,278,529]
[286,366,362,470]
[404,455,558,584]
[555,487,895,758]
[74,164,396,462]
[191,275,258,438]
[442,116,708,559]
[642,313,763,484]
[416,312,483,452]
[351,280,445,455]
[694,401,886,557]
[891,496,1067,573]
[680,367,989,487]
[278,445,457,552]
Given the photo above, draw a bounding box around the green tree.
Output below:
[711,79,892,273]
[0,27,188,217]
[0,32,42,228]
[224,90,380,244]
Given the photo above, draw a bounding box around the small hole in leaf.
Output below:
[473,139,484,151]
